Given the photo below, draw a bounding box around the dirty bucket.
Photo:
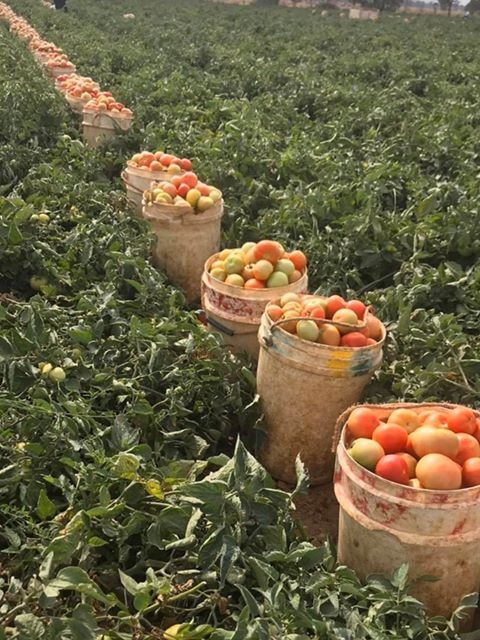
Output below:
[82,111,132,148]
[334,402,480,625]
[201,260,308,359]
[121,163,180,217]
[257,304,385,485]
[142,199,224,304]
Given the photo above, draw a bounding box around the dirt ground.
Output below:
[278,481,339,544]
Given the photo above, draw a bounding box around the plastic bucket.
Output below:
[142,200,224,304]
[256,306,385,485]
[121,163,180,217]
[82,112,132,148]
[201,261,308,359]
[334,402,480,625]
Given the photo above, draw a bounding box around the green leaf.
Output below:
[14,614,45,639]
[36,489,56,520]
[119,569,140,596]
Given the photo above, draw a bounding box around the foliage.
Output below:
[1,1,480,638]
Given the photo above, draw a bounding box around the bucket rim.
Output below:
[202,253,308,298]
[335,403,480,498]
[260,302,387,352]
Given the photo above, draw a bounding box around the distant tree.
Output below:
[438,0,459,15]
[357,0,402,10]
[465,0,480,11]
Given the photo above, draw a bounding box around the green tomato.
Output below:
[49,367,66,382]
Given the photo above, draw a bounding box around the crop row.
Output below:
[1,1,480,638]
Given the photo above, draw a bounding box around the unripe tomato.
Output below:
[372,423,408,454]
[375,454,410,485]
[348,438,384,471]
[416,454,462,490]
[49,367,66,382]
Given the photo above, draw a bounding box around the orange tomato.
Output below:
[267,305,283,322]
[150,160,163,172]
[462,458,480,487]
[159,153,174,166]
[347,407,380,440]
[170,175,183,188]
[409,426,459,459]
[416,454,462,490]
[447,407,477,435]
[244,278,265,289]
[286,250,307,271]
[454,433,480,465]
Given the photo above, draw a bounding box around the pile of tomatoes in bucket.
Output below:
[347,405,480,489]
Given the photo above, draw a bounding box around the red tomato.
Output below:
[253,240,284,265]
[182,172,198,188]
[171,157,182,167]
[347,407,380,439]
[159,153,174,166]
[177,183,190,198]
[244,278,265,289]
[138,152,154,167]
[372,423,408,454]
[286,250,307,271]
[309,306,326,320]
[462,458,480,487]
[454,433,480,465]
[180,158,192,171]
[340,332,368,348]
[375,455,410,485]
[346,299,366,320]
[325,295,346,319]
[447,407,477,435]
[416,453,462,490]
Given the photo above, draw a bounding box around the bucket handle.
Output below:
[262,307,372,348]
[121,170,145,196]
[205,315,235,337]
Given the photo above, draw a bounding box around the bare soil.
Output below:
[278,481,339,545]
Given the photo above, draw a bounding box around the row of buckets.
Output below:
[5,3,477,624]
[123,160,480,628]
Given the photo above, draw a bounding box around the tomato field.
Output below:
[1,0,480,637]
